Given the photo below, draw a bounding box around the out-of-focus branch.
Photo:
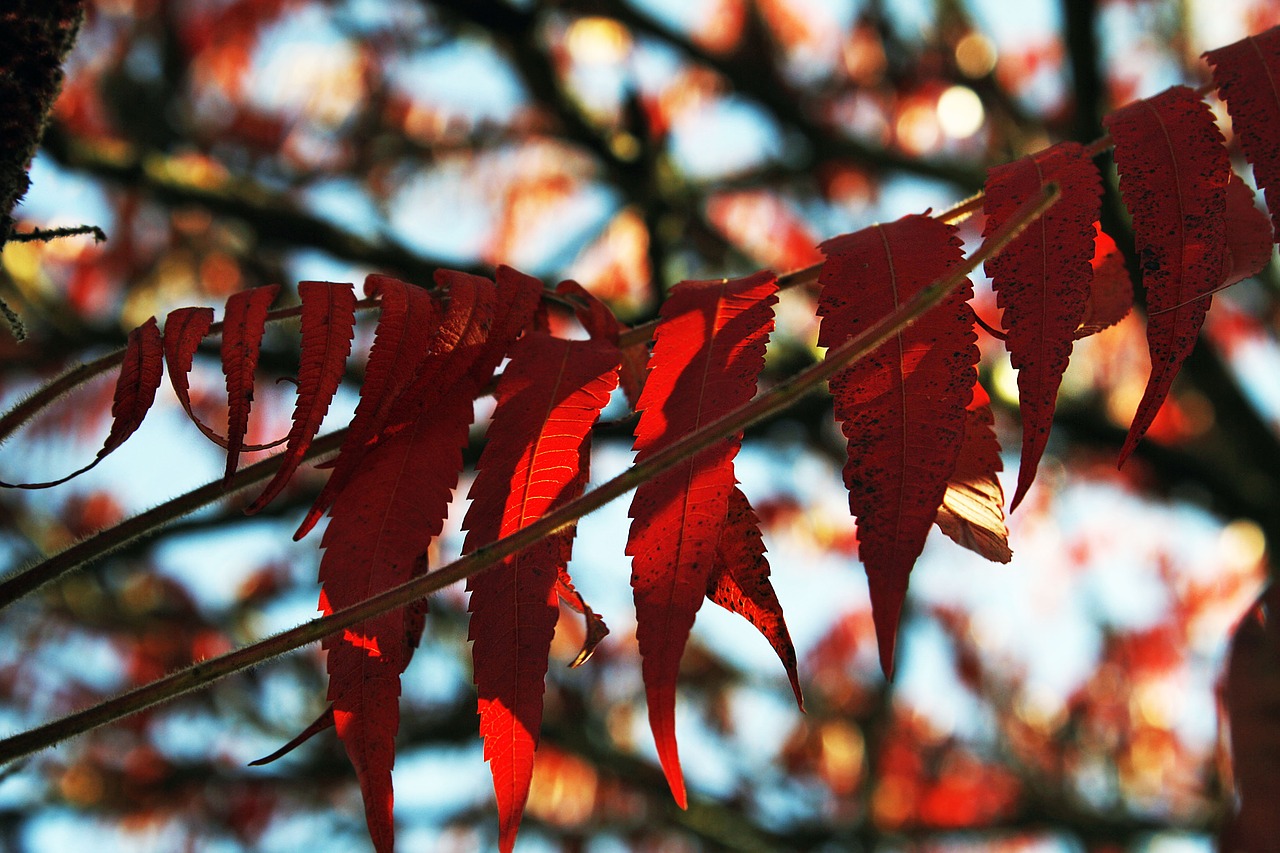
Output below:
[38,126,486,283]
[558,0,986,189]
[1062,0,1105,142]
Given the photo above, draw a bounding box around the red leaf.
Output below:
[244,282,357,514]
[1,317,164,489]
[1104,86,1231,466]
[1222,174,1275,288]
[1074,224,1133,338]
[1220,583,1280,851]
[1205,26,1280,237]
[556,279,648,407]
[706,486,803,709]
[982,141,1100,510]
[934,381,1011,563]
[310,268,542,852]
[317,374,486,851]
[385,266,545,427]
[817,214,977,678]
[556,567,609,668]
[248,705,334,766]
[462,332,620,853]
[626,270,778,807]
[162,306,223,444]
[295,275,440,540]
[162,304,288,454]
[220,284,281,480]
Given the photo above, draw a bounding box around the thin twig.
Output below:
[0,183,1060,765]
[8,224,106,243]
[0,430,347,609]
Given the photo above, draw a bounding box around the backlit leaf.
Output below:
[817,214,978,678]
[463,332,620,853]
[626,270,778,807]
[1105,86,1230,466]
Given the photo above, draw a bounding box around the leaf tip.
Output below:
[648,690,688,809]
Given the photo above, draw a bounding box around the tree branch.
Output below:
[37,126,487,283]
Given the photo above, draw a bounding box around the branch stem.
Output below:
[0,430,348,609]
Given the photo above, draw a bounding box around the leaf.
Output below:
[556,567,609,668]
[934,380,1011,563]
[1205,25,1280,237]
[706,486,803,709]
[626,270,778,808]
[1074,223,1133,338]
[1221,174,1274,288]
[314,286,491,851]
[556,279,648,407]
[1,317,163,489]
[220,284,281,480]
[162,304,287,454]
[245,282,357,514]
[311,267,541,852]
[817,214,978,678]
[462,332,620,853]
[162,306,222,444]
[1104,85,1231,466]
[319,390,474,853]
[387,266,545,425]
[295,274,440,540]
[982,141,1100,510]
[248,705,334,766]
[1220,583,1280,852]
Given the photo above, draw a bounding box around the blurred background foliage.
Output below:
[2,0,1280,850]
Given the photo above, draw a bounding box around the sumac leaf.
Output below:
[1205,25,1280,237]
[817,214,978,678]
[934,381,1011,563]
[706,486,803,708]
[245,281,356,514]
[1075,224,1133,338]
[1,317,163,489]
[626,270,778,807]
[1104,85,1230,465]
[462,332,620,853]
[220,284,281,480]
[295,275,440,539]
[983,141,1100,510]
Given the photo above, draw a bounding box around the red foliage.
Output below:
[219,284,281,480]
[983,142,1100,509]
[246,282,356,513]
[462,332,620,853]
[1105,86,1231,466]
[626,271,779,806]
[817,215,978,677]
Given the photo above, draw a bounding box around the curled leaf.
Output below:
[1,317,164,489]
[245,281,357,514]
[934,381,1011,563]
[220,284,281,480]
